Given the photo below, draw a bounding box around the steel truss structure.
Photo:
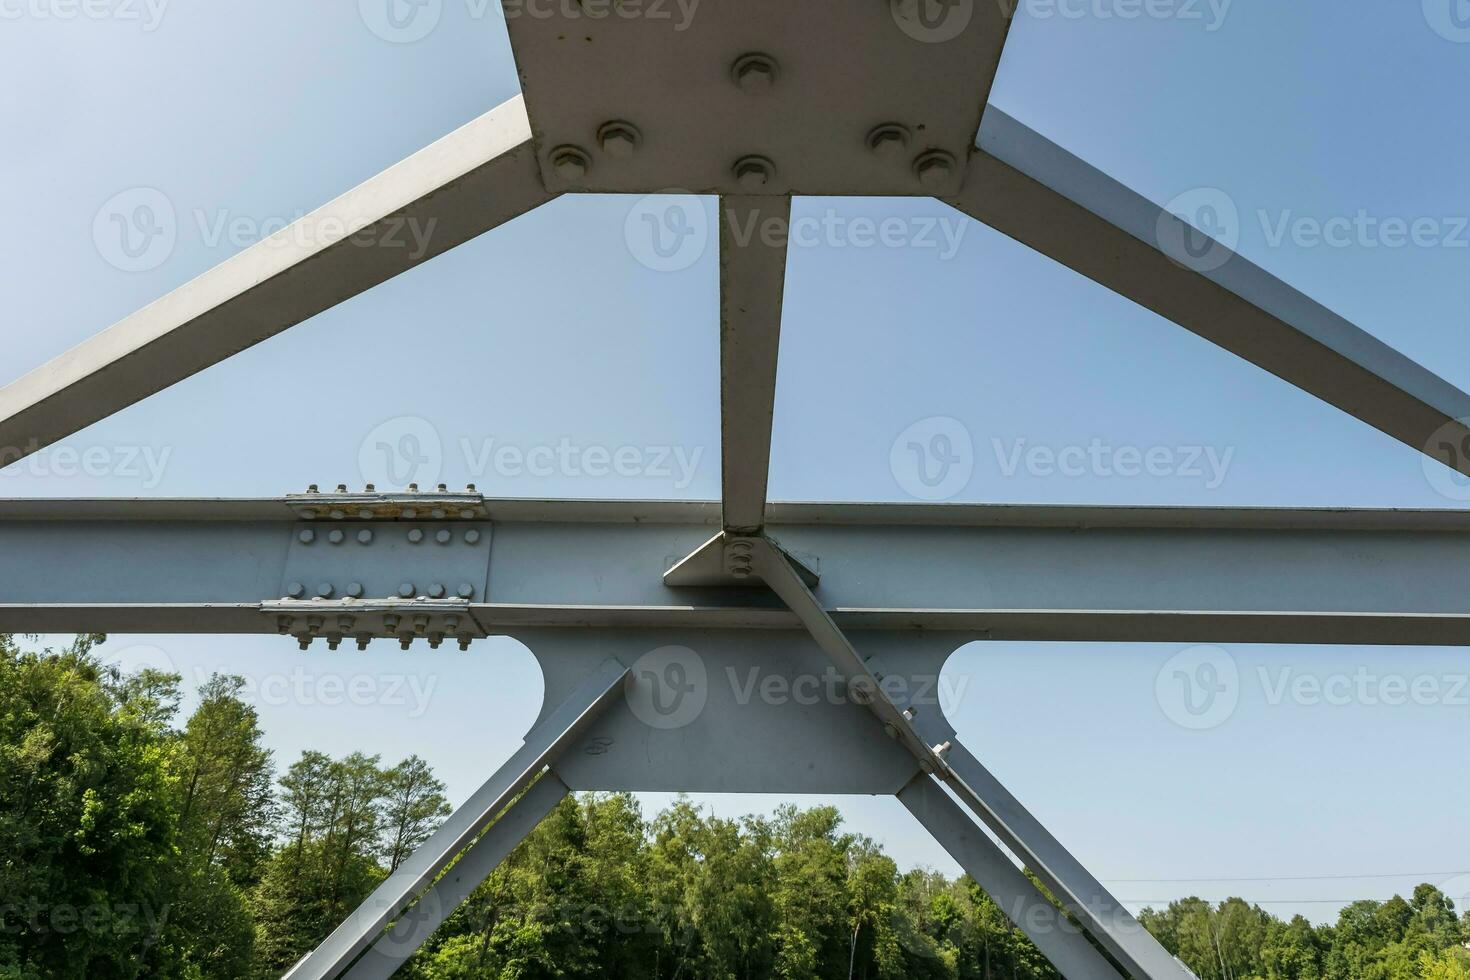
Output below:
[3,4,1469,978]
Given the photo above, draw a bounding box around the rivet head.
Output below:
[733,155,775,190]
[298,529,316,544]
[436,529,452,545]
[357,529,374,544]
[398,583,416,599]
[550,145,591,181]
[731,566,753,579]
[868,123,910,159]
[458,583,476,599]
[597,120,641,159]
[431,507,447,519]
[732,53,777,93]
[408,528,425,544]
[328,529,345,545]
[403,508,418,520]
[914,150,957,189]
[464,529,482,545]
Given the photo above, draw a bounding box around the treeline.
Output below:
[2,635,1469,980]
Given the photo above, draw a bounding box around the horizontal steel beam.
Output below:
[0,94,553,461]
[952,108,1470,478]
[4,498,1470,643]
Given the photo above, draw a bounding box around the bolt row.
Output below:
[546,52,956,191]
[297,483,482,521]
[278,613,475,652]
[282,582,476,600]
[297,527,482,546]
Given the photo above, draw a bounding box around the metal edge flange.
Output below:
[286,485,488,521]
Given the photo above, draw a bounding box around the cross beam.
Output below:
[4,496,1470,645]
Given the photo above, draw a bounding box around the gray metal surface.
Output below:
[0,94,551,462]
[7,499,1470,644]
[719,197,790,534]
[899,776,1123,980]
[283,659,628,980]
[341,773,571,980]
[505,0,1012,196]
[953,107,1470,478]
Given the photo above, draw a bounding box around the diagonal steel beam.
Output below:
[899,775,1124,980]
[950,106,1470,477]
[0,94,554,462]
[719,196,791,534]
[340,773,571,980]
[751,537,1191,980]
[282,658,628,980]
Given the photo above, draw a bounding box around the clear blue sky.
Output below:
[4,0,1470,925]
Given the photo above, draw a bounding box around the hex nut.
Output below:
[731,53,777,93]
[733,155,775,190]
[867,123,910,159]
[913,150,957,189]
[597,120,641,159]
[550,145,591,181]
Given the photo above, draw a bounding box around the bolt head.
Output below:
[464,529,482,545]
[298,529,316,544]
[732,53,777,94]
[286,582,305,599]
[550,146,590,181]
[328,529,345,545]
[914,151,956,189]
[458,583,476,599]
[428,584,447,599]
[868,124,910,159]
[597,121,641,159]
[398,583,416,599]
[436,529,452,545]
[317,583,335,598]
[357,529,374,544]
[731,566,753,579]
[734,156,775,190]
[408,528,424,544]
[345,583,365,598]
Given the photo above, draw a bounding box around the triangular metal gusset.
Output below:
[3,3,1467,978]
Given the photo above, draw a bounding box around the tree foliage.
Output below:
[3,636,1468,980]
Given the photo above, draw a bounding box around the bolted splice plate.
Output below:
[504,0,1008,196]
[280,521,493,606]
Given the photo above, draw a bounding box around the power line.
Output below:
[1106,870,1470,884]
